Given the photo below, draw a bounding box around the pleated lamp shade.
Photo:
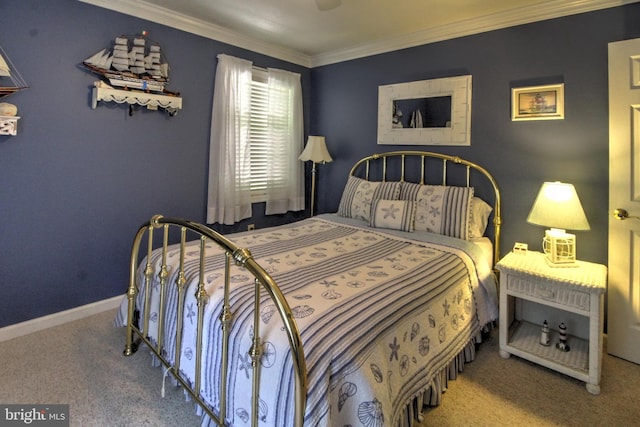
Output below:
[299,136,333,164]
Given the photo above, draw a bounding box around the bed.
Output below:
[116,150,502,427]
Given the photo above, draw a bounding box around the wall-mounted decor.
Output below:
[1,45,28,135]
[0,102,19,135]
[0,115,20,136]
[82,33,182,116]
[377,75,472,146]
[91,81,182,115]
[511,83,564,121]
[0,45,28,99]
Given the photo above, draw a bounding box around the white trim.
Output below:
[311,0,639,66]
[77,0,311,67]
[0,295,122,343]
[78,0,639,68]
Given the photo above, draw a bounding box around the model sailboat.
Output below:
[0,45,28,99]
[83,34,173,94]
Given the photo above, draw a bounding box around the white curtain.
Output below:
[265,68,305,215]
[206,54,253,225]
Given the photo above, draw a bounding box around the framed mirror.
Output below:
[377,75,472,146]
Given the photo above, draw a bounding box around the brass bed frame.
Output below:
[122,150,501,427]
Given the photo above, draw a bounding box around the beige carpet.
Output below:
[419,330,640,427]
[0,309,201,426]
[0,310,638,426]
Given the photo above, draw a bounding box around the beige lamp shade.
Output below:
[527,181,590,265]
[298,136,333,164]
[299,136,332,217]
[526,181,590,231]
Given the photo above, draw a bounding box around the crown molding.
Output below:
[79,0,638,69]
[311,0,639,66]
[77,0,313,67]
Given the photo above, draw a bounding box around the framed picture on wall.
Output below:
[511,83,564,121]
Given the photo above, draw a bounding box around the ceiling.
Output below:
[80,0,635,67]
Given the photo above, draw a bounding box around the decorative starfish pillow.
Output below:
[338,176,401,222]
[369,199,416,232]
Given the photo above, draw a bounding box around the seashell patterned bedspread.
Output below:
[116,214,498,426]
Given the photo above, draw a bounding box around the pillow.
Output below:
[369,199,416,232]
[337,176,401,221]
[399,181,422,201]
[469,196,493,238]
[400,183,474,239]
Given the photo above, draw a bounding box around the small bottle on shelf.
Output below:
[540,320,550,346]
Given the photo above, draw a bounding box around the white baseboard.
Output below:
[0,295,123,343]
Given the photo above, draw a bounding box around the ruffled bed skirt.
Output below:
[397,336,476,427]
[397,323,495,427]
[157,324,494,427]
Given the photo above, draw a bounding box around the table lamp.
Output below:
[526,181,590,265]
[299,136,333,216]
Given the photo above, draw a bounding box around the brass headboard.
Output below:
[348,151,502,267]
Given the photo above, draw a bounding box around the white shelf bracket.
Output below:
[0,116,20,136]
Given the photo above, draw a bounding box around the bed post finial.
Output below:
[151,214,164,228]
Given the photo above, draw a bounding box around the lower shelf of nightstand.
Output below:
[504,320,589,379]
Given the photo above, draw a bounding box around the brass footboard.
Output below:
[123,215,307,427]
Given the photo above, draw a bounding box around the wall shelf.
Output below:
[0,116,20,136]
[91,85,182,116]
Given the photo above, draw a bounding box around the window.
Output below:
[249,67,304,208]
[248,69,270,200]
[207,54,303,226]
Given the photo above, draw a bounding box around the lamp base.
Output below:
[542,229,579,267]
[543,255,579,268]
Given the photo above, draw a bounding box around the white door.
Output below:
[608,38,640,364]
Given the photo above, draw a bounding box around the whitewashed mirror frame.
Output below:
[377,75,472,146]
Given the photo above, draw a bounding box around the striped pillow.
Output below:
[338,176,401,221]
[400,183,474,239]
[398,181,422,201]
[369,199,416,232]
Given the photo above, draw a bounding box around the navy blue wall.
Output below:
[2,1,638,327]
[0,0,310,327]
[311,4,640,268]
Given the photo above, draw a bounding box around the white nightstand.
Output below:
[496,251,607,395]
